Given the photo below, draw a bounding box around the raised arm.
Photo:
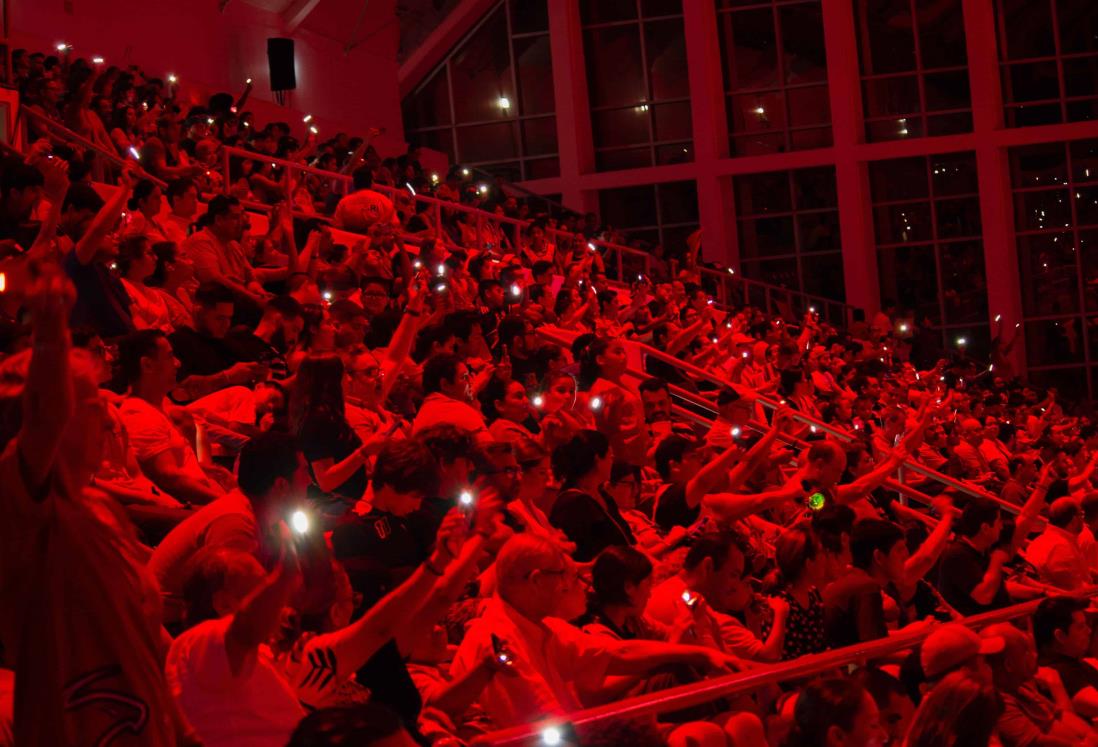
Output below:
[75,164,134,265]
[379,279,427,401]
[16,268,77,495]
[225,532,299,675]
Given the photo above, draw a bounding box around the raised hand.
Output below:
[25,264,76,335]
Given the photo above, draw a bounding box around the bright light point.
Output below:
[246,78,253,85]
[727,267,735,275]
[590,396,603,411]
[731,427,742,438]
[405,184,416,197]
[752,106,766,115]
[309,125,319,135]
[0,273,7,293]
[542,727,563,746]
[167,73,177,84]
[681,590,693,602]
[510,283,522,297]
[810,425,818,433]
[707,298,714,305]
[56,43,68,52]
[322,291,333,301]
[899,323,909,333]
[92,56,104,64]
[587,242,597,252]
[291,510,309,534]
[435,283,447,292]
[303,114,313,123]
[498,96,511,109]
[461,168,470,176]
[478,184,489,194]
[994,314,1002,323]
[431,172,439,183]
[956,337,967,347]
[989,364,995,372]
[742,351,749,358]
[459,490,475,507]
[437,264,446,275]
[128,146,141,160]
[532,395,544,408]
[413,260,422,269]
[207,117,215,125]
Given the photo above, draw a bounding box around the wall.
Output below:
[10,0,407,154]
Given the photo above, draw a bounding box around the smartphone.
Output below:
[491,634,516,667]
[681,590,700,609]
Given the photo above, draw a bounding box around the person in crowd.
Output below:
[783,677,886,747]
[334,166,399,232]
[1033,595,1098,719]
[117,235,175,331]
[903,670,1002,747]
[182,194,270,313]
[1025,497,1093,591]
[162,176,199,246]
[412,352,488,437]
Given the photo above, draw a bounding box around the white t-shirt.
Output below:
[167,616,303,747]
[119,397,210,487]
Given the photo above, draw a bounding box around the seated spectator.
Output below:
[1033,595,1098,720]
[411,352,488,437]
[1025,497,1092,591]
[920,622,1003,686]
[117,329,224,504]
[117,235,175,332]
[182,194,270,313]
[904,671,1002,747]
[334,166,399,232]
[784,677,886,747]
[162,176,199,246]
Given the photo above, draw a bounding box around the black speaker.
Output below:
[267,38,296,91]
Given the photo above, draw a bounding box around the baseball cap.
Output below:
[921,623,1005,679]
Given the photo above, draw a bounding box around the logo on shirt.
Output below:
[63,666,149,746]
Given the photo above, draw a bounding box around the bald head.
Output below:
[495,534,565,602]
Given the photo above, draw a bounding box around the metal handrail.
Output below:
[22,108,168,189]
[475,591,1088,746]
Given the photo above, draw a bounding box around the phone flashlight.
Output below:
[246,77,253,85]
[0,273,6,293]
[413,259,423,269]
[589,396,603,412]
[435,283,447,293]
[587,242,597,252]
[707,298,714,305]
[542,727,563,746]
[532,395,544,409]
[291,509,310,534]
[727,267,735,275]
[742,351,749,359]
[92,56,104,65]
[437,264,446,276]
[309,125,319,135]
[303,114,313,123]
[510,283,522,298]
[995,314,1002,323]
[167,73,177,84]
[809,306,816,313]
[406,183,415,197]
[730,427,741,439]
[322,290,333,302]
[128,146,141,160]
[458,490,476,509]
[681,590,700,608]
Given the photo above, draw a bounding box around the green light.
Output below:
[808,492,826,511]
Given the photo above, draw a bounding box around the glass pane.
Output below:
[1005,61,1060,103]
[856,0,916,75]
[510,0,548,34]
[652,101,693,141]
[600,185,657,229]
[877,245,941,324]
[450,8,513,123]
[1081,230,1098,311]
[744,257,799,289]
[1010,143,1068,188]
[593,107,650,148]
[513,35,556,116]
[731,131,787,156]
[1006,103,1063,128]
[655,143,693,164]
[585,26,646,108]
[863,75,921,117]
[931,152,979,196]
[1013,189,1071,231]
[919,0,968,68]
[997,0,1055,60]
[870,157,929,202]
[1076,186,1098,227]
[738,216,795,258]
[660,224,698,255]
[874,202,933,244]
[403,68,451,130]
[1067,99,1098,124]
[924,70,971,112]
[800,252,845,301]
[722,8,779,90]
[793,167,838,209]
[790,127,832,151]
[642,0,681,16]
[1016,232,1078,315]
[729,91,787,133]
[1025,318,1085,366]
[939,242,989,323]
[521,117,558,157]
[798,211,841,253]
[735,171,792,215]
[867,117,923,142]
[1057,0,1098,54]
[927,112,973,137]
[1070,139,1098,183]
[645,19,690,99]
[657,180,699,224]
[596,147,652,171]
[935,197,982,239]
[582,0,638,25]
[1062,57,1098,98]
[456,122,518,162]
[524,157,560,180]
[779,4,828,84]
[408,128,455,161]
[1030,366,1088,400]
[786,85,831,127]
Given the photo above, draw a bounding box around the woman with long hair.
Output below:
[289,354,373,508]
[771,522,827,660]
[146,241,194,329]
[116,236,175,332]
[903,671,1001,747]
[578,335,648,467]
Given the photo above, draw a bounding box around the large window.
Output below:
[996,0,1098,128]
[716,0,831,156]
[734,167,845,301]
[598,180,699,250]
[402,0,558,181]
[855,0,971,142]
[582,0,693,171]
[870,153,989,357]
[1010,139,1098,401]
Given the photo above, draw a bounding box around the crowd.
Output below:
[3,44,1098,747]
